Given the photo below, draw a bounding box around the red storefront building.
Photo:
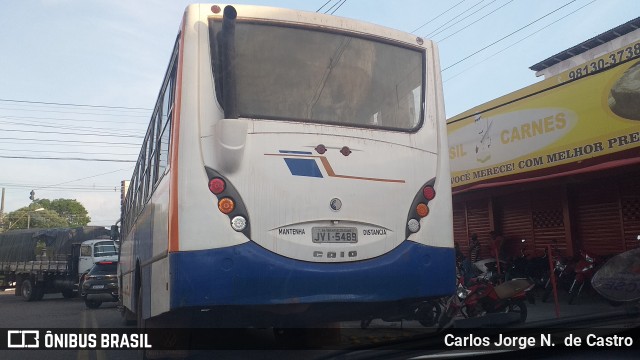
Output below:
[448,18,640,261]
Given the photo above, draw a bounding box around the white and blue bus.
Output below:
[118,3,454,327]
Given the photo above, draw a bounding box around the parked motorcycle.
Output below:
[473,258,507,284]
[438,276,534,328]
[541,255,574,302]
[359,299,442,329]
[567,250,603,305]
[505,239,549,287]
[541,241,574,302]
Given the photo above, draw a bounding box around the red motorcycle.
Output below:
[438,276,534,328]
[567,250,602,305]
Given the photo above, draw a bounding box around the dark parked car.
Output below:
[81,261,118,309]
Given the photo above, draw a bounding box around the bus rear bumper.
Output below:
[169,240,454,311]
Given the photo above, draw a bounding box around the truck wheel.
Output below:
[21,279,38,302]
[85,299,102,309]
[62,289,77,299]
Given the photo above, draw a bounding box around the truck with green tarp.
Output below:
[0,226,118,301]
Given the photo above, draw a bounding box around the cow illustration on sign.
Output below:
[474,114,493,163]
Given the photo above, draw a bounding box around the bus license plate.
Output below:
[312,227,358,243]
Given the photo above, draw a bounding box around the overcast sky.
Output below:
[0,0,638,227]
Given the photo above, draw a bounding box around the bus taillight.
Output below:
[231,216,247,231]
[416,203,429,217]
[206,167,251,238]
[209,178,226,194]
[407,219,420,233]
[218,198,235,214]
[406,178,436,237]
[423,185,436,200]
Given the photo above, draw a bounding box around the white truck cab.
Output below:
[78,239,118,277]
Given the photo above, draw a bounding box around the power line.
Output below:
[2,180,115,186]
[0,148,138,156]
[443,0,598,83]
[0,115,148,128]
[0,119,144,137]
[0,107,149,117]
[0,139,139,148]
[442,0,577,71]
[0,155,136,163]
[0,128,144,139]
[33,167,133,191]
[446,23,631,126]
[0,137,141,146]
[412,0,468,33]
[425,0,488,38]
[437,0,515,42]
[323,0,343,14]
[316,0,334,12]
[328,0,348,15]
[0,186,119,193]
[428,0,499,39]
[0,98,152,111]
[0,183,120,191]
[1,182,121,189]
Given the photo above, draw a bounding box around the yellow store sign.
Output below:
[448,44,640,191]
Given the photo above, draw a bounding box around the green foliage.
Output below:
[1,199,91,231]
[35,199,91,227]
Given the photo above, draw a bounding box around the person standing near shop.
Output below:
[460,234,480,284]
[469,233,480,263]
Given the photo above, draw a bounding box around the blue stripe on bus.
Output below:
[284,158,323,178]
[279,150,313,155]
[169,241,455,308]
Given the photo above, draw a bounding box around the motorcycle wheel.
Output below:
[568,282,584,305]
[506,300,528,323]
[438,306,457,329]
[416,301,442,327]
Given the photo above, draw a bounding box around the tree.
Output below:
[2,205,67,231]
[1,199,91,231]
[34,199,91,227]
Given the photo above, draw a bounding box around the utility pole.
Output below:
[0,187,5,229]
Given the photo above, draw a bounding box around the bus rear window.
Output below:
[210,20,424,131]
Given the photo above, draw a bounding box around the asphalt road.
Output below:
[0,289,434,360]
[2,286,630,360]
[0,289,137,360]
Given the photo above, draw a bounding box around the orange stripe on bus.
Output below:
[168,18,186,253]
